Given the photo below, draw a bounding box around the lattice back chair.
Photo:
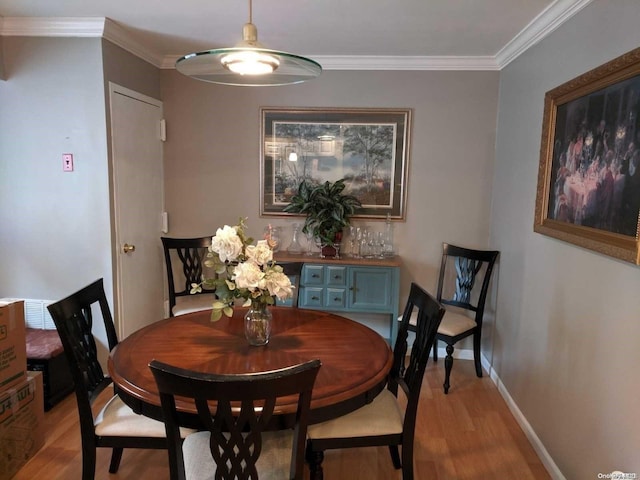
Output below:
[306,283,445,480]
[279,262,304,308]
[47,279,175,480]
[149,359,322,480]
[161,236,216,316]
[433,243,499,394]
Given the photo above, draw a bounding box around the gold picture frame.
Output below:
[534,46,640,264]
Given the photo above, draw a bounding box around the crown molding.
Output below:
[495,0,594,68]
[0,17,164,67]
[0,1,593,72]
[102,18,164,67]
[0,16,106,37]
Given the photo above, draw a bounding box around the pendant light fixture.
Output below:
[175,0,322,86]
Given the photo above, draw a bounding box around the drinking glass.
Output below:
[364,230,376,258]
[304,231,315,256]
[347,226,357,257]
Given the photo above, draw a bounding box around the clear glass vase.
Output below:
[244,301,272,346]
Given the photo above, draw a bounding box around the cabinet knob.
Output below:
[312,274,319,278]
[333,297,341,302]
[333,275,341,279]
[311,296,319,300]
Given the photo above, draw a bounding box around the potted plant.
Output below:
[284,179,361,257]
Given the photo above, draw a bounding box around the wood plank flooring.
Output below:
[14,359,550,479]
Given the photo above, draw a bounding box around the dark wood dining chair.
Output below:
[47,279,194,480]
[149,359,322,480]
[305,283,445,480]
[161,236,216,316]
[431,243,500,394]
[279,261,304,307]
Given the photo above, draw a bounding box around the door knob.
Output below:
[123,243,136,253]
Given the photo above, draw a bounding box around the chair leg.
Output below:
[82,448,97,480]
[401,437,415,480]
[433,339,438,362]
[473,333,483,377]
[443,344,454,394]
[306,445,324,480]
[389,445,401,469]
[108,447,124,473]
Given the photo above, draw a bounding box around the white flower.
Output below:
[233,261,265,291]
[245,240,273,266]
[210,225,243,262]
[265,270,294,300]
[192,219,293,322]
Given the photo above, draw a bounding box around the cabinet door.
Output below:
[348,267,393,312]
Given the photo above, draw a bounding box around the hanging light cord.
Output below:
[248,0,253,24]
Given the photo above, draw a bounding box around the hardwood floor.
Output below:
[14,360,550,480]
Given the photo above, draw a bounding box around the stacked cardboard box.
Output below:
[0,301,44,479]
[0,301,27,392]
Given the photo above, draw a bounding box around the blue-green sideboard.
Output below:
[275,253,401,343]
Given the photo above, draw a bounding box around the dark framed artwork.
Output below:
[534,47,640,264]
[260,107,411,219]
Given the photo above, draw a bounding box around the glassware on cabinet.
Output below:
[304,231,315,256]
[347,226,357,257]
[287,223,303,254]
[362,229,376,258]
[352,227,362,258]
[377,231,386,259]
[383,213,395,256]
[358,227,369,258]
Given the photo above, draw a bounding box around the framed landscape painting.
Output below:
[534,46,640,264]
[260,107,411,219]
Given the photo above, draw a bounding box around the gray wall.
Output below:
[160,69,499,313]
[0,37,112,304]
[0,37,160,363]
[0,36,5,80]
[491,0,640,477]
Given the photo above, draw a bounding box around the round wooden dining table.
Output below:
[108,307,393,427]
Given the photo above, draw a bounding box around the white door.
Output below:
[110,83,165,339]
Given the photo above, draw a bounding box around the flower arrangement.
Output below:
[190,218,293,321]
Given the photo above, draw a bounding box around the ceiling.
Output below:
[0,0,592,70]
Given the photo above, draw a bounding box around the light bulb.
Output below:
[221,51,280,75]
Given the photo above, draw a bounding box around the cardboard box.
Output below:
[0,301,27,391]
[0,372,44,480]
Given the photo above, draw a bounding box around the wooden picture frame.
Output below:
[534,47,640,264]
[260,107,411,219]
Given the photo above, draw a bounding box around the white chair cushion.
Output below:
[95,394,195,438]
[182,429,294,480]
[401,309,476,337]
[437,310,476,337]
[307,389,403,440]
[173,293,216,316]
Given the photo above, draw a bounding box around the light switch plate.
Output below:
[62,153,74,172]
